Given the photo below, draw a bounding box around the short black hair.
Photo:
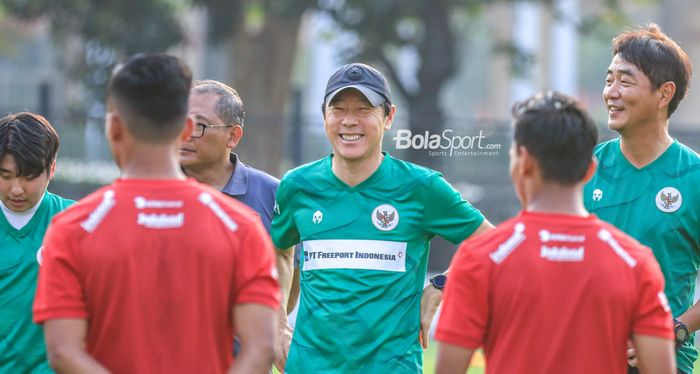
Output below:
[511,91,598,186]
[0,112,60,178]
[108,53,192,142]
[612,23,692,118]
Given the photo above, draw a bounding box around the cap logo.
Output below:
[347,66,362,81]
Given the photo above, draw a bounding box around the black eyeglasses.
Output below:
[190,123,234,138]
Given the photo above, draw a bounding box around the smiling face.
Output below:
[0,153,53,213]
[603,54,664,134]
[323,88,394,165]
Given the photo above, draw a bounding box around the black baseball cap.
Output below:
[324,63,392,108]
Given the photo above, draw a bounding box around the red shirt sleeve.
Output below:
[33,222,88,323]
[632,253,673,340]
[231,216,280,310]
[435,241,491,349]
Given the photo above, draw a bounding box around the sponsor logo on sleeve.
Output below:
[489,223,526,264]
[592,188,603,202]
[598,229,636,268]
[81,190,116,233]
[198,192,238,231]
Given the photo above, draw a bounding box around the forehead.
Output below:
[189,92,224,125]
[189,92,219,112]
[0,153,17,171]
[607,54,643,76]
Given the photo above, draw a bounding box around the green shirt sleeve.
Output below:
[422,175,484,245]
[271,177,300,249]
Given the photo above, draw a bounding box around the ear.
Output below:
[518,146,537,178]
[227,125,243,149]
[658,81,676,111]
[47,160,56,180]
[582,156,598,184]
[179,115,195,142]
[384,104,397,130]
[106,112,123,143]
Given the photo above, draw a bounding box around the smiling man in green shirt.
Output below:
[584,24,699,374]
[272,63,493,373]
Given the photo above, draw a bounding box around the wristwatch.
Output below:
[429,274,447,291]
[674,319,690,348]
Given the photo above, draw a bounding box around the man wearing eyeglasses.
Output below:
[180,80,299,369]
[180,80,279,233]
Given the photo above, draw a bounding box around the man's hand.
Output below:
[419,283,443,349]
[274,315,293,371]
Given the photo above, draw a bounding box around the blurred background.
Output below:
[1,0,700,270]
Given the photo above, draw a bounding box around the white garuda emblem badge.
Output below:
[656,187,682,213]
[372,204,399,231]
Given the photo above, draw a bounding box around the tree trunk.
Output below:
[406,0,455,171]
[227,15,301,177]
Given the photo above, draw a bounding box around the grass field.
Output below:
[271,341,485,373]
[274,339,700,373]
[422,341,485,373]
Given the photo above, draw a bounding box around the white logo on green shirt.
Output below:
[372,204,399,231]
[656,187,682,213]
[592,188,603,201]
[312,210,323,224]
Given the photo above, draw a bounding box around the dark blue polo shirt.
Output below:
[221,153,279,233]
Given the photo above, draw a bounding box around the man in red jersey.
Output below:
[33,54,279,374]
[434,91,674,374]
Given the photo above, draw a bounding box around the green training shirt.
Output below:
[584,139,700,373]
[0,192,74,373]
[272,153,484,373]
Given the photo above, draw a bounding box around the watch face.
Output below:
[675,321,690,343]
[432,274,447,289]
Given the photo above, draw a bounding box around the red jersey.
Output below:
[435,211,672,374]
[34,178,280,374]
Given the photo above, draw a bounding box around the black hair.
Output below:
[0,112,59,178]
[511,91,598,186]
[612,23,692,118]
[108,53,192,142]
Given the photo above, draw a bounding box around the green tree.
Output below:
[1,0,185,109]
[193,0,316,175]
